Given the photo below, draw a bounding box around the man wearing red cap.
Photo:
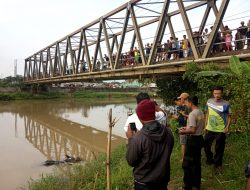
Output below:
[126,99,174,190]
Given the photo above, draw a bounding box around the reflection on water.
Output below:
[0,99,134,190]
[24,114,125,161]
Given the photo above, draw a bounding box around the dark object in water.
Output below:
[44,155,82,166]
[65,154,82,163]
[43,160,65,166]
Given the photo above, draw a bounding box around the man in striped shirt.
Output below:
[204,86,232,171]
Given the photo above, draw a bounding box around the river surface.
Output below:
[0,98,139,190]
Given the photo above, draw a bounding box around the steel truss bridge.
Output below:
[23,0,250,84]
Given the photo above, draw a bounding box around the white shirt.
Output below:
[124,112,167,132]
[124,113,143,132]
[155,111,167,126]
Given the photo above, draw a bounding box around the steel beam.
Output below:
[111,35,116,55]
[202,0,230,58]
[44,51,48,78]
[63,40,69,76]
[33,56,38,79]
[68,37,76,74]
[177,0,200,59]
[198,4,211,35]
[130,32,136,50]
[147,0,170,65]
[158,15,175,44]
[167,16,176,40]
[98,47,104,68]
[130,4,146,65]
[76,31,83,73]
[91,22,102,72]
[134,5,161,15]
[47,48,53,77]
[53,45,58,76]
[211,0,225,32]
[56,42,63,75]
[39,52,44,78]
[80,47,85,72]
[114,35,119,52]
[28,59,32,79]
[38,53,42,79]
[101,18,114,70]
[82,29,92,72]
[114,5,130,69]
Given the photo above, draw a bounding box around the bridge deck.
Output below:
[24,50,250,84]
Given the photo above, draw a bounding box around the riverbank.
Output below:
[0,90,149,101]
[21,129,250,190]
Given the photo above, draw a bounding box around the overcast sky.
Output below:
[0,0,249,78]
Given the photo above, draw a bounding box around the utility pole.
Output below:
[14,59,17,78]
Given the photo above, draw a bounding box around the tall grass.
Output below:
[21,130,250,190]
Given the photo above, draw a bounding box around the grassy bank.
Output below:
[22,130,250,190]
[0,91,142,101]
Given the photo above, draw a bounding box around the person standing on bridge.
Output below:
[238,21,248,49]
[145,43,151,60]
[225,32,232,51]
[204,86,232,172]
[126,99,174,190]
[247,20,250,48]
[182,35,189,58]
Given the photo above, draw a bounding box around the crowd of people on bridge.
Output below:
[33,19,250,79]
[79,19,250,72]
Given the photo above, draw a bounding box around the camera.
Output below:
[129,122,137,132]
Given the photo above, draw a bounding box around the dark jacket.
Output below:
[126,121,174,185]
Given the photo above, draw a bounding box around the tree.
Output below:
[156,75,197,105]
[183,56,250,129]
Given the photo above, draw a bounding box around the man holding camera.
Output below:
[124,92,150,132]
[126,99,174,190]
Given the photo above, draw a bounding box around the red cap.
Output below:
[136,99,155,121]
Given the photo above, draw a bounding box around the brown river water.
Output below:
[0,99,137,190]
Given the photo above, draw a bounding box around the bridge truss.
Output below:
[24,114,124,161]
[24,0,249,84]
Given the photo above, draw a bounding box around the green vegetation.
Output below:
[183,55,250,131]
[0,75,23,87]
[157,55,250,131]
[21,129,250,190]
[0,91,141,101]
[0,92,66,101]
[72,91,139,99]
[156,75,197,104]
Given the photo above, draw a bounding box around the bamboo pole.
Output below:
[107,108,118,190]
[107,109,112,190]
